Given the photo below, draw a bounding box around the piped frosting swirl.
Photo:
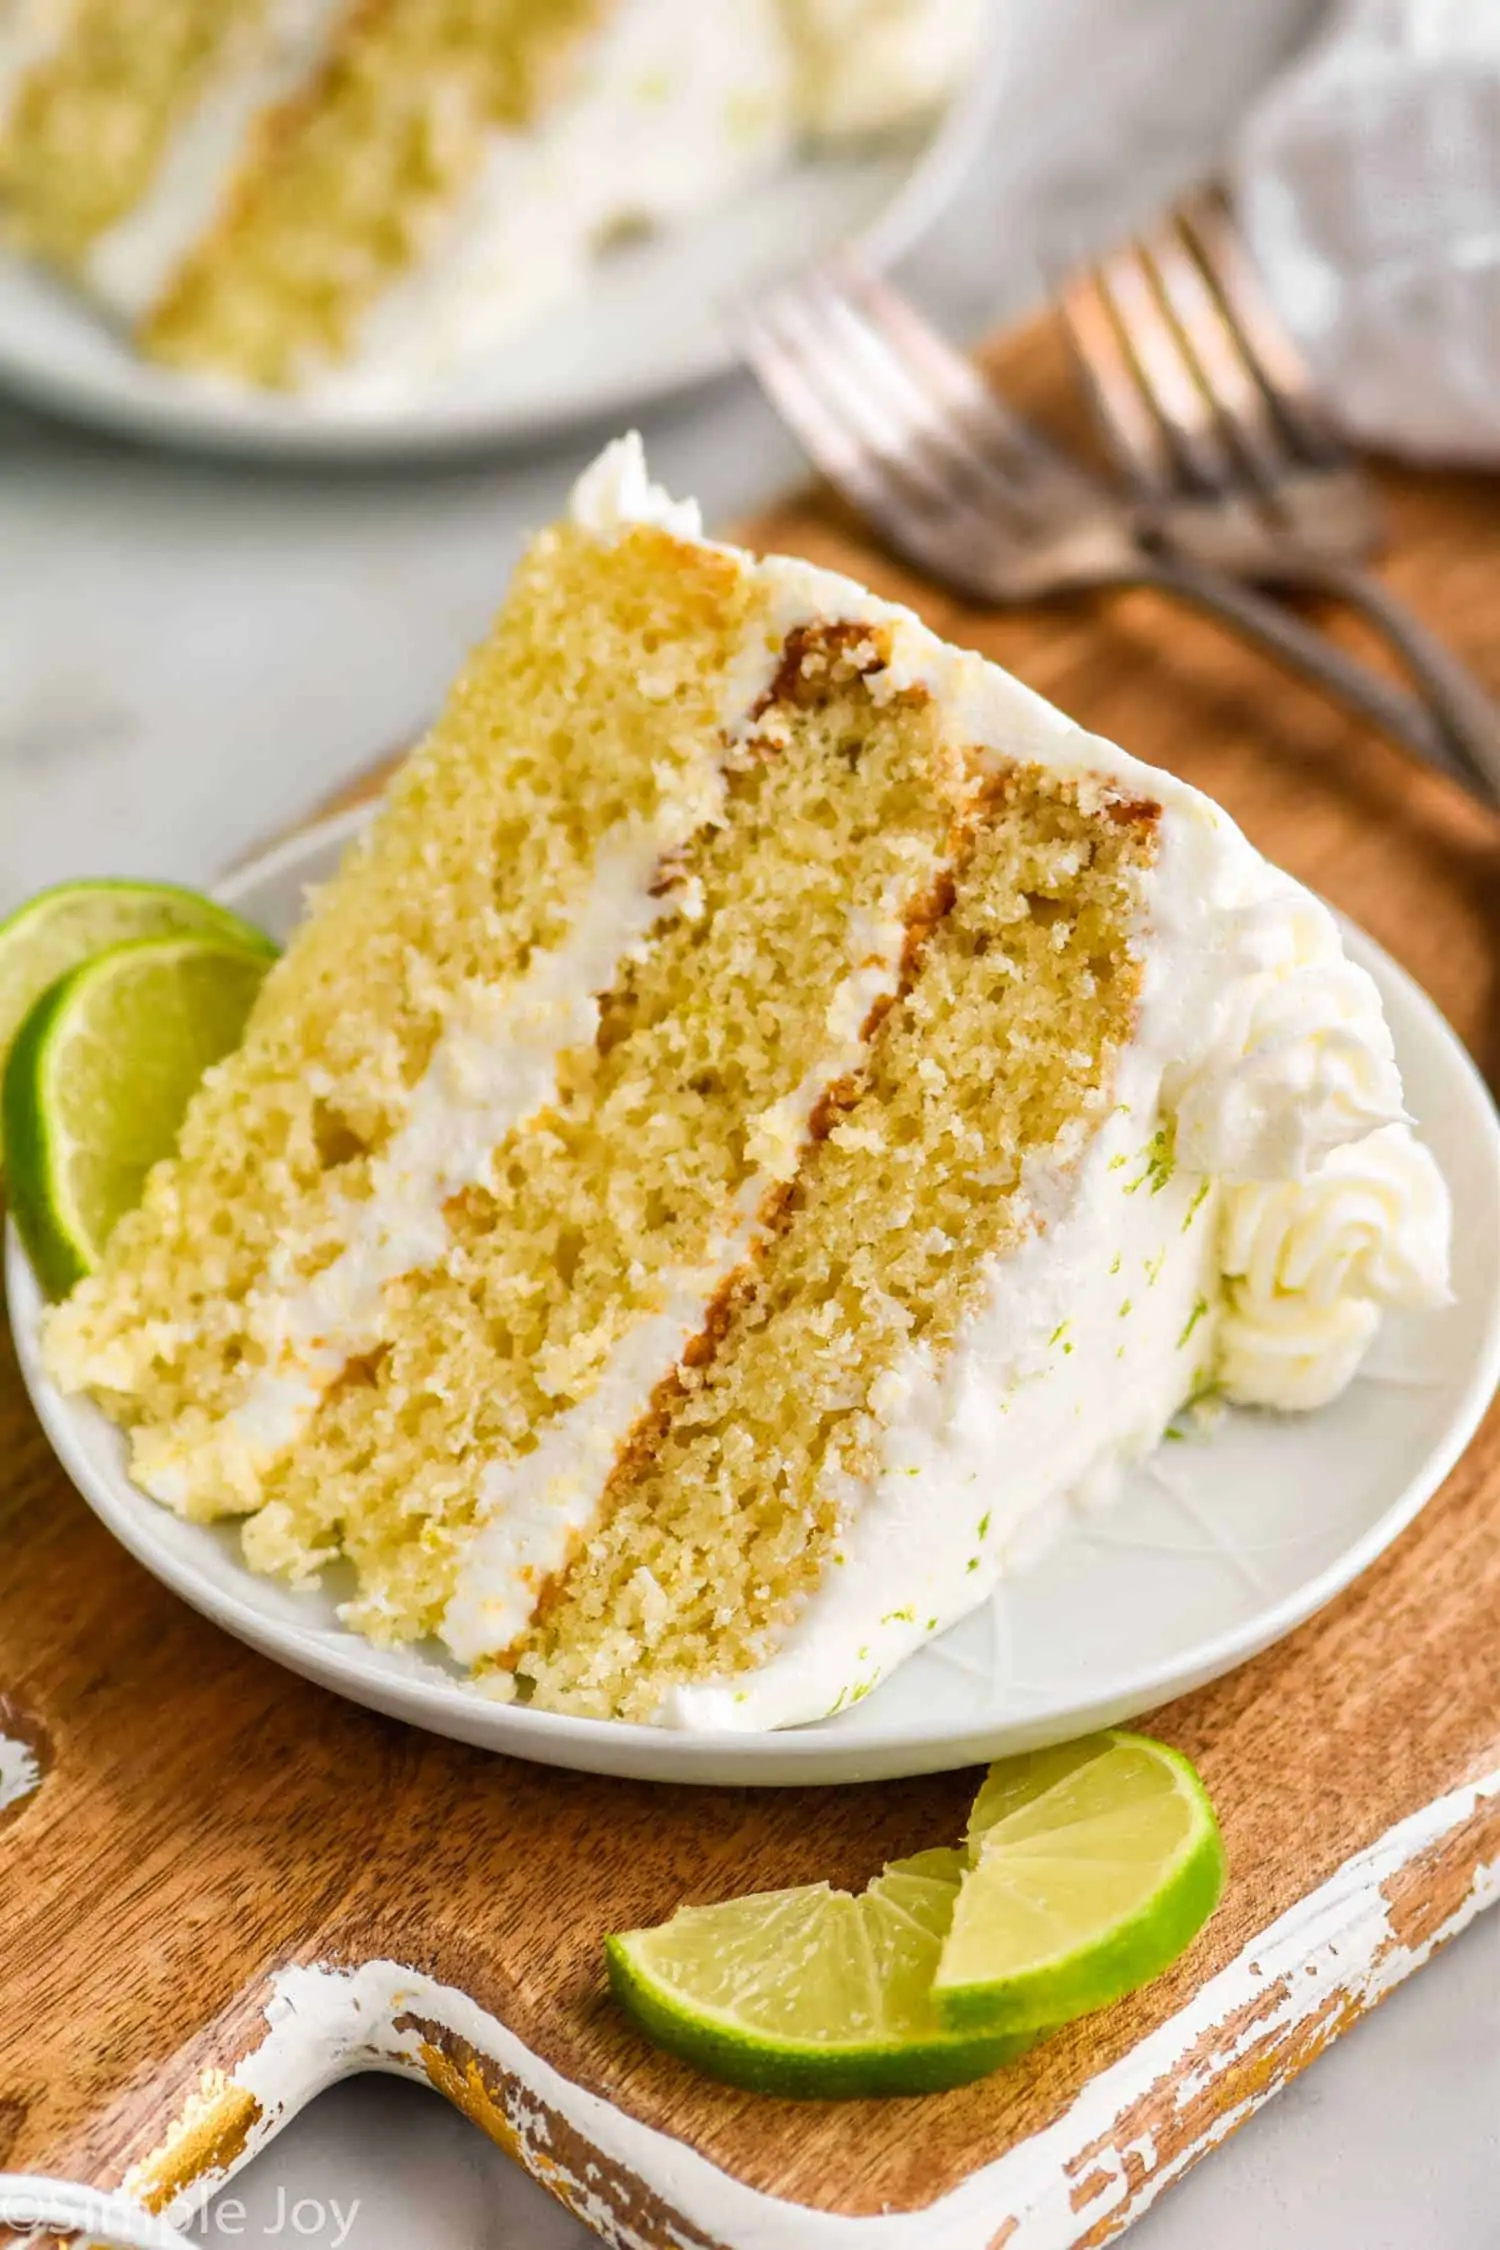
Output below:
[1217,1122,1452,1410]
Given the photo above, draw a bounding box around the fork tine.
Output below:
[738,287,1005,585]
[1056,263,1176,501]
[751,279,994,528]
[804,264,1056,526]
[831,255,1075,486]
[737,293,926,526]
[756,269,1049,548]
[1140,214,1289,495]
[1181,190,1345,465]
[1090,235,1237,494]
[832,255,1111,530]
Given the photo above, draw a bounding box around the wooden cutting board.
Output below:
[3,317,1499,2250]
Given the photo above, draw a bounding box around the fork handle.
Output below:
[1137,550,1462,783]
[1252,558,1500,806]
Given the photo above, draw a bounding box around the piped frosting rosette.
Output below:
[1167,883,1451,1409]
[1217,1123,1452,1409]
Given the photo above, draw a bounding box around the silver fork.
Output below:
[1060,192,1500,800]
[736,260,1457,781]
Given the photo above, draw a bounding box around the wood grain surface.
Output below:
[2,315,1498,2248]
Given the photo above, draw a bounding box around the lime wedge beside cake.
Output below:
[0,878,273,1177]
[4,933,273,1297]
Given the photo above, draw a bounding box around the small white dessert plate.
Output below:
[0,68,994,463]
[8,808,1500,1786]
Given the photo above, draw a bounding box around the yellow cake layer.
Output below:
[0,0,266,262]
[43,519,761,1499]
[517,770,1155,1719]
[241,625,975,1641]
[143,0,605,386]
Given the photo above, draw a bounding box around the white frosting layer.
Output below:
[0,0,71,136]
[84,0,346,322]
[1167,889,1407,1180]
[133,805,721,1511]
[570,431,704,542]
[556,440,1451,1732]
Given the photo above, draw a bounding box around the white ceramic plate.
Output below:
[0,68,994,463]
[9,808,1500,1785]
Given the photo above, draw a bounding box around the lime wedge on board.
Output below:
[934,1731,1225,2035]
[607,1848,1035,2098]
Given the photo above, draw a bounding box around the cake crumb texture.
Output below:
[515,771,1152,1718]
[0,0,260,261]
[143,0,604,385]
[44,519,757,1499]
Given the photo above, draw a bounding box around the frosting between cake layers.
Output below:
[0,0,70,136]
[131,809,720,1509]
[562,439,1451,1731]
[85,0,350,322]
[325,0,795,401]
[441,891,912,1664]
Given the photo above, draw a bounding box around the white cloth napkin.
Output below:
[1237,0,1500,462]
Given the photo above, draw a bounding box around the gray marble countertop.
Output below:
[4,2,1495,2244]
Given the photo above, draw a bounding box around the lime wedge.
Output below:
[4,935,272,1297]
[933,1732,1225,2036]
[0,879,273,1175]
[607,1848,1035,2097]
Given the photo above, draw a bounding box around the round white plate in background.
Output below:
[0,62,997,463]
[8,808,1499,1785]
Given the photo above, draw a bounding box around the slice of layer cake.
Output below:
[0,0,981,394]
[43,437,1452,1731]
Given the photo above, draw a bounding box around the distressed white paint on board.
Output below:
[0,1731,41,1815]
[101,1768,1500,2250]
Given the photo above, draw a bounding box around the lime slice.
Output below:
[607,1848,1035,2097]
[933,1731,1225,2036]
[4,935,272,1297]
[0,879,273,1175]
